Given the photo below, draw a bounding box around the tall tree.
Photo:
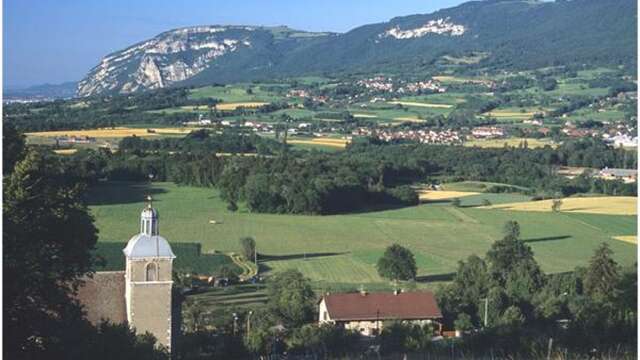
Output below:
[502,220,521,240]
[486,231,540,287]
[239,236,257,262]
[584,243,620,300]
[267,270,315,327]
[4,149,99,358]
[376,244,417,281]
[3,122,25,175]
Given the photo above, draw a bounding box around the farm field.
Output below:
[26,127,158,138]
[483,107,542,121]
[287,137,349,149]
[148,102,269,114]
[26,126,200,139]
[464,138,557,149]
[189,84,283,103]
[88,182,637,287]
[484,196,637,216]
[417,190,479,201]
[613,236,637,245]
[387,101,453,109]
[396,93,467,105]
[564,106,627,122]
[53,148,79,155]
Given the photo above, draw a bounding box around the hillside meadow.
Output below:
[88,182,637,288]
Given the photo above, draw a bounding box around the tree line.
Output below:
[48,129,637,215]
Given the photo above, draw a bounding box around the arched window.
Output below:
[145,262,158,281]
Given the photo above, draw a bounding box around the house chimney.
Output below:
[359,285,367,296]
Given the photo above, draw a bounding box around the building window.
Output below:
[145,262,158,281]
[323,312,328,321]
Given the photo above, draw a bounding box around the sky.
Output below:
[3,0,465,88]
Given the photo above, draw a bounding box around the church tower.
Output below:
[123,197,176,351]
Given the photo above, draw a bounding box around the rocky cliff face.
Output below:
[78,26,259,96]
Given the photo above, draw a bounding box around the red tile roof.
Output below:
[323,291,442,321]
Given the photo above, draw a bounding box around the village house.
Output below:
[318,290,443,336]
[597,167,638,183]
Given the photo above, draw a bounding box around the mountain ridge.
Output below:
[78,0,636,97]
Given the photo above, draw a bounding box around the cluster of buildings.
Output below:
[286,89,328,103]
[603,133,638,148]
[597,167,638,183]
[561,121,637,147]
[356,76,447,95]
[357,76,394,92]
[397,80,446,94]
[470,126,505,139]
[353,127,461,144]
[56,135,97,144]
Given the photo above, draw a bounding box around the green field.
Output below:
[189,84,284,102]
[88,182,637,288]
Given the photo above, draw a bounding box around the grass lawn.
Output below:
[88,182,637,288]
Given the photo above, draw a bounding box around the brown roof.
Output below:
[323,291,442,321]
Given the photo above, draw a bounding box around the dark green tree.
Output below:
[376,244,417,281]
[239,236,256,262]
[486,232,541,287]
[584,243,620,300]
[3,122,25,175]
[502,220,521,240]
[267,270,315,327]
[4,149,99,358]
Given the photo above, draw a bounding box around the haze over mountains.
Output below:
[22,0,640,98]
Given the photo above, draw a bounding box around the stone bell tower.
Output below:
[123,196,176,351]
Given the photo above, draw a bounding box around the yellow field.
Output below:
[26,126,204,139]
[27,127,158,138]
[613,236,637,245]
[388,101,453,109]
[482,196,637,216]
[483,110,536,118]
[288,138,349,148]
[151,127,201,135]
[465,138,556,149]
[53,149,78,155]
[216,102,268,110]
[418,190,480,201]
